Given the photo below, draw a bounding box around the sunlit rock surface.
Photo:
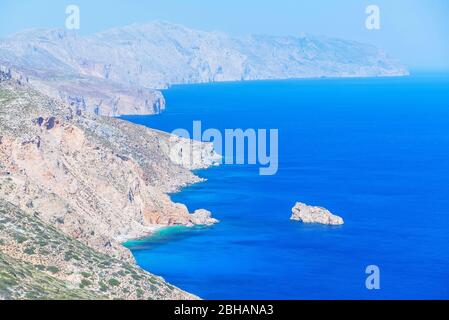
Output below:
[291,202,344,225]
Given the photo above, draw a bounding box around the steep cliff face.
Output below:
[32,77,166,117]
[0,64,165,117]
[0,21,408,116]
[0,81,219,263]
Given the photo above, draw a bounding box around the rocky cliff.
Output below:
[0,21,408,116]
[0,79,219,299]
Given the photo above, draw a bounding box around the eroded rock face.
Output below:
[0,81,219,262]
[30,77,166,117]
[291,202,344,225]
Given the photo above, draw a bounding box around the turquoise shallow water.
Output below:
[123,74,449,299]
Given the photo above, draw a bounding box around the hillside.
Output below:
[0,77,220,299]
[0,200,196,300]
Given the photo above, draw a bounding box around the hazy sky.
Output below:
[1,0,448,70]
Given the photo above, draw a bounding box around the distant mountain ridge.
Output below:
[0,21,408,116]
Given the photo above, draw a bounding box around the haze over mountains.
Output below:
[0,21,408,116]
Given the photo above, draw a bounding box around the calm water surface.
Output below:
[124,74,449,299]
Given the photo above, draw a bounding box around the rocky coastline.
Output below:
[0,77,218,299]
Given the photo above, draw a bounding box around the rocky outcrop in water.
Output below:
[190,209,219,226]
[0,21,408,116]
[291,202,344,226]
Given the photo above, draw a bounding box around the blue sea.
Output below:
[123,74,449,300]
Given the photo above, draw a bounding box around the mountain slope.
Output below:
[0,21,408,116]
[0,75,221,299]
[0,200,196,300]
[0,76,219,260]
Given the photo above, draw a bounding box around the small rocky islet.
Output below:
[291,202,344,226]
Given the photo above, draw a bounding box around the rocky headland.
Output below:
[291,203,344,226]
[0,76,218,299]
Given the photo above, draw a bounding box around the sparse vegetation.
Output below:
[0,199,193,300]
[80,279,92,289]
[108,278,120,287]
[23,247,36,255]
[46,266,60,274]
[13,234,27,244]
[0,84,197,300]
[99,281,108,292]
